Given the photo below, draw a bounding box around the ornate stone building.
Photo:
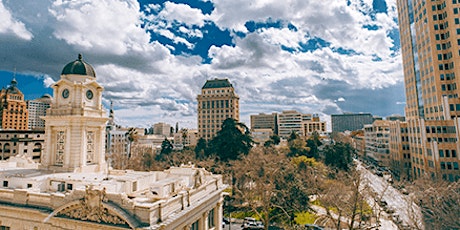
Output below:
[0,55,227,230]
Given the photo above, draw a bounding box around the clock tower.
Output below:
[41,54,108,173]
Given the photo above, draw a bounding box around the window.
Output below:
[208,209,215,228]
[191,220,199,230]
[3,181,8,187]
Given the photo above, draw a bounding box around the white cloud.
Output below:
[159,2,209,27]
[49,0,150,55]
[0,0,405,128]
[0,0,33,40]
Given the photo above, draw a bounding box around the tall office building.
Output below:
[278,111,326,139]
[331,113,374,133]
[27,94,52,130]
[0,78,29,130]
[197,78,239,141]
[397,0,460,181]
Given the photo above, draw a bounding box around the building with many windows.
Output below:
[364,120,391,167]
[277,111,326,139]
[197,78,239,141]
[396,0,460,180]
[0,78,29,130]
[389,121,412,180]
[250,113,278,134]
[0,54,227,230]
[331,113,373,133]
[27,94,52,130]
[0,130,44,161]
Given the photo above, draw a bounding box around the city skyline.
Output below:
[0,0,405,128]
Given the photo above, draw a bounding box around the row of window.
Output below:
[440,161,459,170]
[425,125,457,134]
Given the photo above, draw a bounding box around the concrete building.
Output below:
[197,78,239,141]
[277,110,304,138]
[364,120,391,167]
[303,114,327,137]
[0,78,29,130]
[250,113,277,134]
[278,111,326,139]
[331,113,373,133]
[0,54,227,230]
[389,121,412,180]
[397,0,460,181]
[0,130,44,161]
[153,122,172,137]
[106,102,129,158]
[173,128,198,147]
[27,94,52,130]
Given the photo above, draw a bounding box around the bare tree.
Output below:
[318,170,379,230]
[411,178,460,229]
[231,146,312,229]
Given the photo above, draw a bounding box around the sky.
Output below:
[0,0,405,129]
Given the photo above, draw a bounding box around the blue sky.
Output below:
[0,0,404,128]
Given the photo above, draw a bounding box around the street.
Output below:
[357,161,424,230]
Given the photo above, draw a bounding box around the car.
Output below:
[376,171,384,177]
[378,199,388,207]
[242,217,264,230]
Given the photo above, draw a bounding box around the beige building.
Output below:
[389,121,412,180]
[153,122,172,137]
[397,0,460,181]
[364,120,391,167]
[0,54,227,230]
[197,78,239,141]
[0,78,29,130]
[277,111,326,139]
[174,128,198,147]
[0,130,44,161]
[250,113,277,134]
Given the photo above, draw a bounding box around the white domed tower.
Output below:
[41,54,108,173]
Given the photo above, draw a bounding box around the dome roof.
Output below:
[61,54,96,78]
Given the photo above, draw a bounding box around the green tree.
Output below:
[264,134,281,147]
[159,138,173,156]
[324,142,354,171]
[208,118,253,161]
[195,138,207,159]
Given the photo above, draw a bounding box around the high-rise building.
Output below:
[331,113,374,133]
[27,94,52,130]
[0,78,29,130]
[197,78,239,141]
[397,0,460,181]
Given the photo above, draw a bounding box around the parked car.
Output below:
[242,217,264,230]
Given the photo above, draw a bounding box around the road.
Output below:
[357,161,424,230]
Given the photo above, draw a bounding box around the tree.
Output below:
[306,131,322,159]
[208,118,253,161]
[195,138,208,159]
[318,170,379,230]
[231,146,312,229]
[412,178,460,229]
[287,132,309,157]
[157,138,173,160]
[324,142,353,171]
[264,135,281,147]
